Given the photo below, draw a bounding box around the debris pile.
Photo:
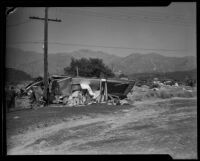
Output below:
[127,78,196,102]
[20,75,135,108]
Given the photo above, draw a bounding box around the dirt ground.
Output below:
[6,97,197,159]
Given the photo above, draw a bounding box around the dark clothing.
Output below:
[6,98,15,110]
[6,88,16,112]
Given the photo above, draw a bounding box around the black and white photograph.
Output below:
[5,2,197,158]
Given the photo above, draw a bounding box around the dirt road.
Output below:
[6,97,197,158]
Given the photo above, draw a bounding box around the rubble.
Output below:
[120,99,130,105]
[11,75,197,110]
[20,75,135,108]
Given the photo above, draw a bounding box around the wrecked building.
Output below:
[22,75,135,107]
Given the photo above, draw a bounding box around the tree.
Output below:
[64,57,115,78]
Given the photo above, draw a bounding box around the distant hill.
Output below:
[6,47,196,77]
[112,53,196,75]
[5,68,32,84]
[6,48,120,77]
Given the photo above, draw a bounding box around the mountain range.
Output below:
[6,47,196,77]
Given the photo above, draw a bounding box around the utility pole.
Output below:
[76,66,79,77]
[44,7,48,104]
[30,7,61,105]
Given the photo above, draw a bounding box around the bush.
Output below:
[128,86,196,102]
[157,90,171,99]
[146,90,156,98]
[175,90,195,98]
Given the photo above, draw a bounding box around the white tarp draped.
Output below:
[80,82,95,97]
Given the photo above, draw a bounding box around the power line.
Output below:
[7,41,43,45]
[6,7,195,30]
[87,8,194,24]
[5,8,194,30]
[71,8,187,21]
[7,41,187,52]
[6,19,32,28]
[59,8,194,27]
[114,8,188,20]
[48,41,187,52]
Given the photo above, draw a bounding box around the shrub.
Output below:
[128,86,196,102]
[146,90,156,98]
[175,90,194,98]
[158,90,171,99]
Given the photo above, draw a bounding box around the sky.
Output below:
[6,2,196,57]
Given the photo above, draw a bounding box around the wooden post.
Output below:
[29,8,61,106]
[105,79,108,102]
[76,66,79,77]
[44,7,48,104]
[99,79,102,103]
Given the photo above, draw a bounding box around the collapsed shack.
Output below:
[22,75,135,107]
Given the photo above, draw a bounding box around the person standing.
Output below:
[10,86,16,109]
[6,86,16,112]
